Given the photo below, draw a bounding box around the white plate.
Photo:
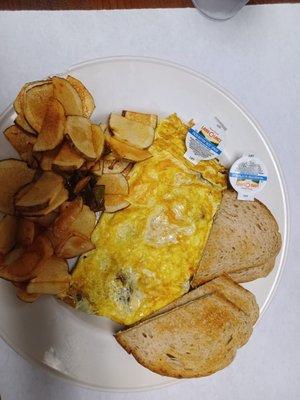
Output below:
[0,57,289,392]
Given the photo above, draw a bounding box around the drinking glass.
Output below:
[192,0,249,20]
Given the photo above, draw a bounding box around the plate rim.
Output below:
[0,55,290,392]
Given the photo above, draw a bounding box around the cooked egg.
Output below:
[71,115,226,325]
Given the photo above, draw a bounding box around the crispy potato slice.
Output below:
[55,233,94,259]
[91,124,105,159]
[97,173,129,195]
[52,76,83,116]
[39,148,59,171]
[105,135,152,162]
[53,142,85,171]
[21,187,68,217]
[27,256,70,295]
[104,194,130,213]
[66,75,95,118]
[52,197,83,241]
[15,114,36,135]
[15,171,64,213]
[91,159,104,176]
[14,80,51,116]
[16,287,41,303]
[33,98,65,151]
[109,114,155,149]
[70,204,96,237]
[0,234,53,282]
[0,215,18,256]
[65,116,96,160]
[25,211,58,227]
[102,153,130,174]
[23,82,53,133]
[122,110,158,129]
[0,159,36,214]
[17,219,36,247]
[4,125,36,163]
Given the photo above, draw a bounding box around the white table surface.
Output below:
[0,5,299,400]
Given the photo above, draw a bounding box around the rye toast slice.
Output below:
[192,190,281,287]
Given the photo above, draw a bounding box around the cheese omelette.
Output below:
[71,115,227,325]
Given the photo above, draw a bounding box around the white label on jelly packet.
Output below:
[184,117,227,165]
[229,154,268,201]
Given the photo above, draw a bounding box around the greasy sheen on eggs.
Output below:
[71,115,225,325]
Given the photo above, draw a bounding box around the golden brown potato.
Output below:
[25,211,58,228]
[65,116,96,160]
[109,114,155,149]
[33,98,65,151]
[23,82,53,133]
[97,173,129,195]
[15,114,36,135]
[91,124,105,159]
[52,76,82,116]
[53,142,85,171]
[20,187,69,217]
[70,204,96,238]
[16,287,41,303]
[15,171,64,213]
[102,153,131,174]
[17,219,36,247]
[52,197,83,241]
[0,234,53,282]
[0,215,18,256]
[4,125,36,162]
[26,256,70,295]
[104,194,130,213]
[55,233,94,259]
[66,75,95,118]
[105,134,152,162]
[0,159,36,214]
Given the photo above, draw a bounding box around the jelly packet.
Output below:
[229,154,268,201]
[184,117,227,165]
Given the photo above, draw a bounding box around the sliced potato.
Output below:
[122,110,158,129]
[66,75,95,118]
[104,194,130,213]
[0,159,36,214]
[52,197,83,241]
[70,204,96,237]
[33,98,65,151]
[4,125,36,163]
[0,234,53,282]
[17,219,36,247]
[14,80,51,116]
[97,173,129,195]
[39,148,59,171]
[27,256,70,295]
[15,171,64,213]
[55,233,94,259]
[91,124,105,159]
[16,287,41,303]
[21,187,68,217]
[15,114,36,135]
[53,142,85,171]
[0,215,18,256]
[105,135,152,162]
[52,76,82,116]
[102,153,130,174]
[109,114,155,149]
[65,116,96,160]
[25,211,58,227]
[23,82,53,133]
